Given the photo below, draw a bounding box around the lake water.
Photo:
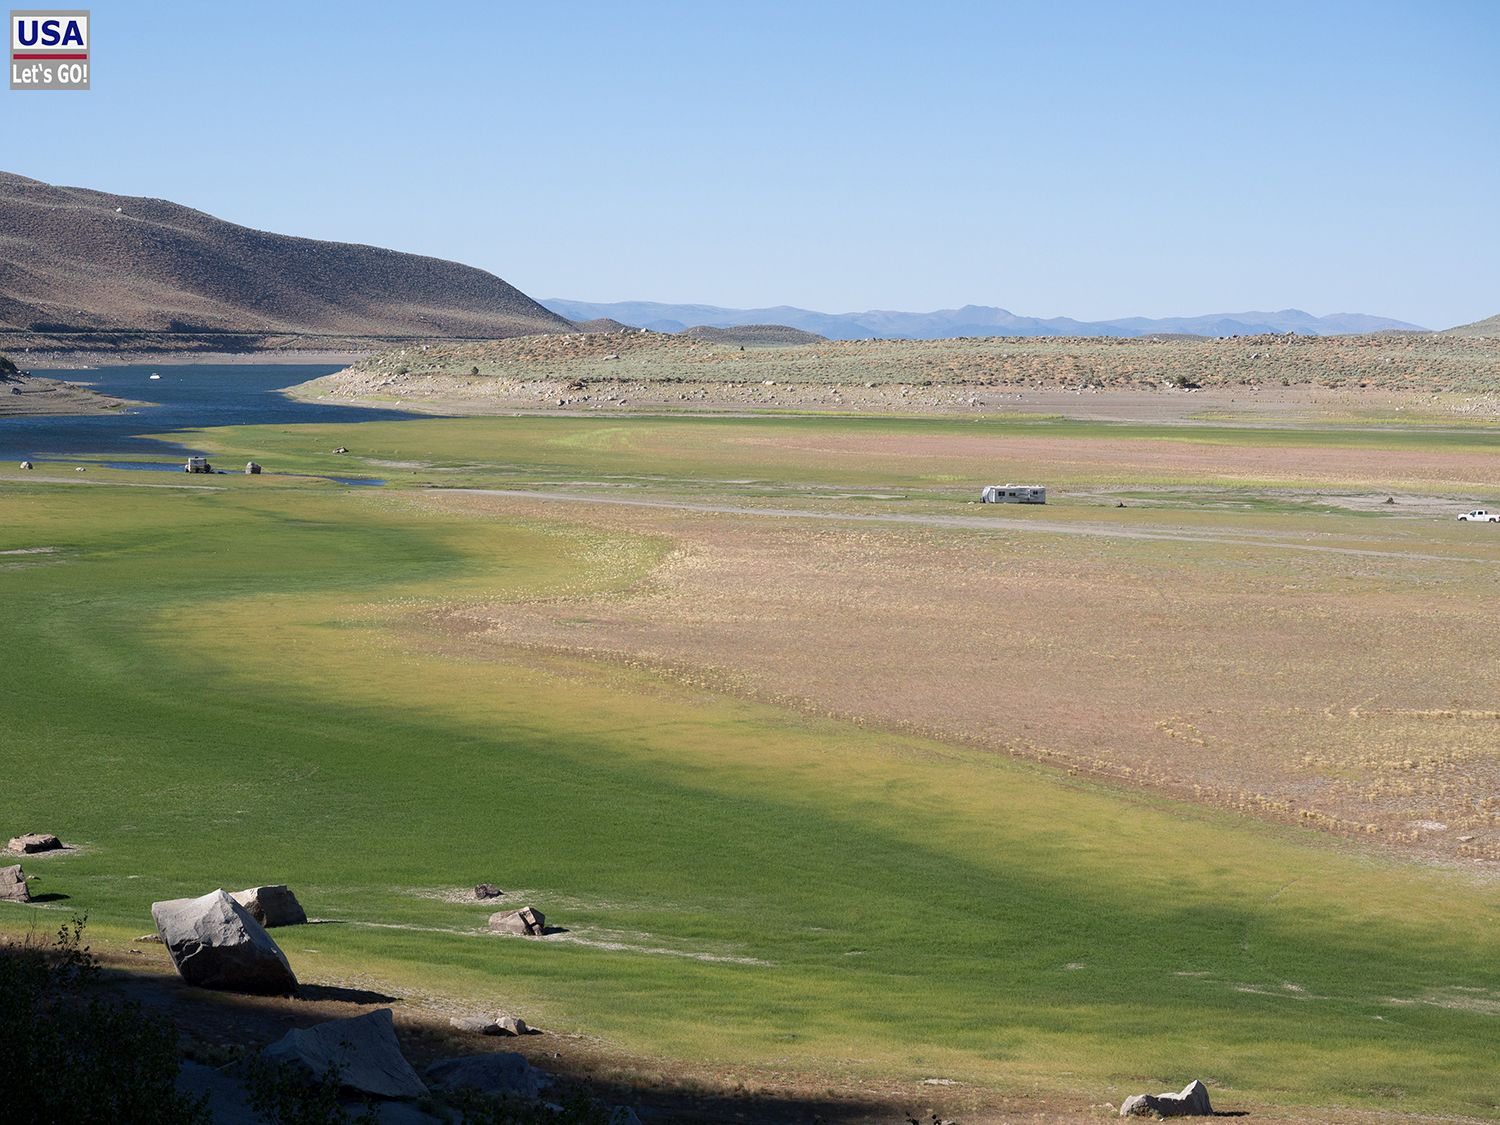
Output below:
[0,363,421,482]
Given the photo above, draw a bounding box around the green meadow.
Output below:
[2,412,1498,1118]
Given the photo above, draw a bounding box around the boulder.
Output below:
[1120,1080,1213,1117]
[245,462,262,475]
[488,906,545,936]
[422,1053,547,1099]
[230,884,307,927]
[473,883,503,900]
[494,1015,533,1036]
[0,864,31,902]
[151,889,298,994]
[261,1008,427,1100]
[8,833,62,854]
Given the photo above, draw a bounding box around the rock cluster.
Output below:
[150,889,298,995]
[7,832,62,854]
[448,1013,539,1037]
[1120,1079,1214,1117]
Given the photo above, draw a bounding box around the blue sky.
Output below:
[4,1,1497,327]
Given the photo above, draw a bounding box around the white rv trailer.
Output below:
[981,484,1046,504]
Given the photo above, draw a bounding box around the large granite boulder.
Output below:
[422,1052,548,1099]
[230,884,307,927]
[0,864,31,902]
[488,906,545,936]
[8,833,62,854]
[1120,1080,1213,1117]
[261,1008,427,1100]
[151,889,298,994]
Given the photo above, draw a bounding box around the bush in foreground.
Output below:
[0,917,210,1124]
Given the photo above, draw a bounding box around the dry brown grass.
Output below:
[415,489,1500,866]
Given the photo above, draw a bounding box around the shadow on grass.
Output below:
[295,982,399,1004]
[55,948,937,1125]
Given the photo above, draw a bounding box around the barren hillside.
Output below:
[0,172,573,343]
[1443,312,1500,337]
[295,328,1500,416]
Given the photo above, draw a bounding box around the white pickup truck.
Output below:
[1457,509,1500,522]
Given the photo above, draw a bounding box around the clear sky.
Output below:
[4,1,1497,327]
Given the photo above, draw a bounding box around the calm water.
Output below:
[0,363,422,480]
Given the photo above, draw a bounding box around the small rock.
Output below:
[473,883,503,900]
[1120,1079,1213,1117]
[489,906,546,936]
[262,1008,427,1099]
[134,932,165,944]
[8,833,62,854]
[0,864,31,902]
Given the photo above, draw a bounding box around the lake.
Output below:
[0,363,422,479]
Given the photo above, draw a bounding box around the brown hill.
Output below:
[1442,313,1500,337]
[0,172,573,341]
[573,317,639,334]
[680,324,825,345]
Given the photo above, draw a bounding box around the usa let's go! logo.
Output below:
[11,9,89,90]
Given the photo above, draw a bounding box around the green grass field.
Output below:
[163,411,1500,499]
[3,412,1499,1119]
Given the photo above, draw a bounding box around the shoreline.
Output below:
[20,349,368,369]
[0,373,138,417]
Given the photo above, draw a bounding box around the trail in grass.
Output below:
[438,487,1493,563]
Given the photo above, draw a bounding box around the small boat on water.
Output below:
[149,373,161,380]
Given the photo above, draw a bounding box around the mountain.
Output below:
[543,299,1426,341]
[0,172,572,339]
[1441,313,1500,337]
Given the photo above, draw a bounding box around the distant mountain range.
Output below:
[543,299,1428,341]
[0,172,571,340]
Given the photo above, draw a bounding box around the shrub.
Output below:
[0,917,210,1124]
